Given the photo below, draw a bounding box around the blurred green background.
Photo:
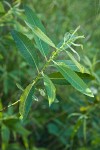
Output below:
[0,0,100,150]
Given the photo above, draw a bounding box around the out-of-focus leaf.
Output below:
[47,123,59,136]
[1,124,10,150]
[0,99,3,119]
[0,2,5,13]
[16,83,24,91]
[71,119,82,139]
[7,143,24,150]
[12,122,30,136]
[3,73,8,94]
[3,117,19,127]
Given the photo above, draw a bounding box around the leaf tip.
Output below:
[86,88,94,97]
[19,115,23,120]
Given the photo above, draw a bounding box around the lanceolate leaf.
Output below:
[11,31,39,72]
[56,60,90,74]
[56,60,80,72]
[24,6,50,57]
[66,51,85,73]
[54,62,94,97]
[30,26,56,48]
[48,72,95,85]
[43,74,56,106]
[19,84,34,119]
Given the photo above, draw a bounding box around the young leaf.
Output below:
[56,60,90,74]
[54,62,94,97]
[11,30,39,72]
[29,26,56,48]
[19,84,34,119]
[66,51,88,73]
[43,74,56,106]
[1,125,10,149]
[24,6,50,56]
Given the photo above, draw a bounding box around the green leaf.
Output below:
[0,99,3,118]
[48,72,94,85]
[19,84,34,119]
[0,2,5,13]
[56,60,80,72]
[11,30,39,72]
[16,83,24,91]
[30,26,56,48]
[56,60,90,73]
[49,72,69,85]
[43,74,56,106]
[24,6,50,56]
[1,124,10,150]
[66,51,86,73]
[54,62,94,97]
[71,118,83,139]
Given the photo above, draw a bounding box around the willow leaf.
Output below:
[0,2,5,13]
[55,62,94,97]
[43,74,56,106]
[66,51,89,74]
[19,84,34,119]
[11,31,39,72]
[31,26,56,48]
[25,6,50,56]
[56,60,80,72]
[56,60,90,74]
[48,72,94,85]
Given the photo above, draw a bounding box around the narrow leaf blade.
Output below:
[48,72,94,85]
[43,74,56,106]
[31,26,56,48]
[11,30,39,71]
[56,60,80,72]
[24,6,50,56]
[55,62,94,97]
[66,51,85,73]
[56,59,90,74]
[19,84,34,119]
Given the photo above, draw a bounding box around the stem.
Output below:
[0,26,83,111]
[0,100,20,112]
[0,48,59,112]
[32,48,59,86]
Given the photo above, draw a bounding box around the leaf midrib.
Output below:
[57,64,87,92]
[26,9,46,57]
[18,35,38,71]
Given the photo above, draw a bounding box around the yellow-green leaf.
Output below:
[43,74,56,106]
[32,26,56,48]
[66,51,85,73]
[0,2,5,13]
[19,84,34,119]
